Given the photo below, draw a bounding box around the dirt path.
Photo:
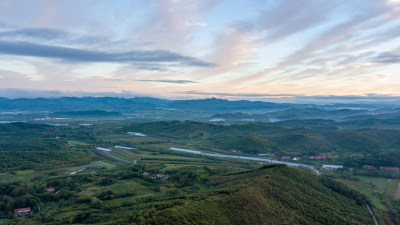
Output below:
[395,180,400,199]
[366,204,378,225]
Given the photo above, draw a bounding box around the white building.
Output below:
[322,165,343,170]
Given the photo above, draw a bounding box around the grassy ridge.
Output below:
[132,165,372,225]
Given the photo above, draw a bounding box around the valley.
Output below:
[0,97,400,224]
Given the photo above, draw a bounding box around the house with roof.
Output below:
[322,165,343,171]
[156,174,169,179]
[380,166,400,172]
[44,187,55,192]
[363,165,376,170]
[14,207,31,217]
[142,172,150,176]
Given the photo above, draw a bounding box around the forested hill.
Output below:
[132,165,372,225]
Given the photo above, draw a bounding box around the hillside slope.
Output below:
[132,165,373,225]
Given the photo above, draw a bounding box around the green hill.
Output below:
[270,134,331,153]
[132,165,373,225]
[212,136,279,154]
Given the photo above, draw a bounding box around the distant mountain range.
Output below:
[0,97,290,111]
[0,97,395,112]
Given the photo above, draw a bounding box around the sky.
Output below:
[0,0,400,102]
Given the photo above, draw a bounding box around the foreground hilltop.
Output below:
[128,165,372,225]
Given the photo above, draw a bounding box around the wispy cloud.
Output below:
[0,27,69,40]
[137,79,198,84]
[258,0,342,41]
[0,88,161,99]
[0,40,216,67]
[0,27,110,47]
[175,91,400,104]
[176,91,297,97]
[374,52,400,63]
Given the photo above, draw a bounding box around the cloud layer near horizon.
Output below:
[0,0,400,99]
[2,88,400,106]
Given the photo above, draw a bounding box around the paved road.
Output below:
[366,204,378,225]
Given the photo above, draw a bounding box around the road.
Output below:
[169,147,318,172]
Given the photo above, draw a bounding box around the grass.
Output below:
[96,133,162,143]
[65,160,116,172]
[388,180,399,198]
[14,169,35,175]
[105,151,132,163]
[358,176,398,196]
[68,140,91,146]
[110,148,136,161]
[337,176,399,211]
[89,161,116,169]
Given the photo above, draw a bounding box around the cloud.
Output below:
[0,27,69,40]
[288,94,400,105]
[227,0,400,87]
[0,88,161,99]
[175,91,400,105]
[0,27,111,47]
[137,79,198,84]
[0,21,12,29]
[0,1,400,96]
[374,52,400,63]
[258,0,342,41]
[0,40,216,67]
[176,91,297,97]
[138,0,222,50]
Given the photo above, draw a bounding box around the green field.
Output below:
[337,176,399,212]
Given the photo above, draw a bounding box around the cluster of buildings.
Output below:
[323,165,400,172]
[12,187,57,217]
[380,166,400,172]
[258,153,328,161]
[363,165,376,170]
[322,165,344,171]
[258,153,274,157]
[363,165,400,172]
[280,156,302,161]
[142,172,169,179]
[309,155,328,160]
[127,132,146,137]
